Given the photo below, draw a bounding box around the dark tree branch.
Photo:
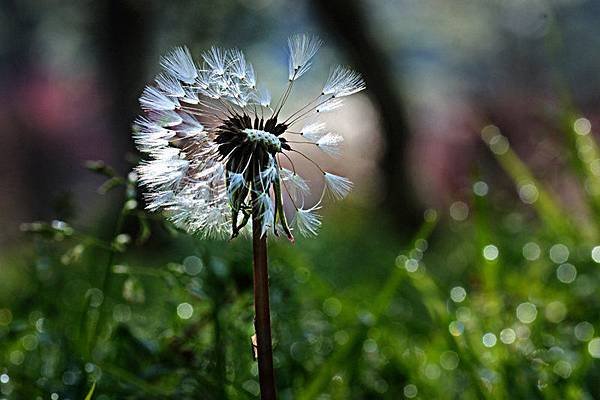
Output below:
[311,0,422,231]
[92,0,153,173]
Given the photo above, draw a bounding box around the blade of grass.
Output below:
[84,382,96,400]
[297,213,438,400]
[98,362,176,397]
[481,125,579,239]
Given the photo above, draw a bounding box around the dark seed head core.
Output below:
[215,115,290,173]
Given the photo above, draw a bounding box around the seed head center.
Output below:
[243,128,281,152]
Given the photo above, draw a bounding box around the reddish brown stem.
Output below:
[252,216,277,399]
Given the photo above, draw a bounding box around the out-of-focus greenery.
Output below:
[4,116,600,400]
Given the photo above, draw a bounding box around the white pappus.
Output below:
[133,34,365,240]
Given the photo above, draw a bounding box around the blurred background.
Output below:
[2,0,600,398]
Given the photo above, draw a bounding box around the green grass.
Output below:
[3,115,600,399]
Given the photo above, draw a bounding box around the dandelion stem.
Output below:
[251,195,277,400]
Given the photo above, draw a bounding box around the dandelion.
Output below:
[133,34,365,400]
[134,34,365,241]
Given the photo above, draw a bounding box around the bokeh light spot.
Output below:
[522,242,541,261]
[483,244,499,261]
[449,321,464,336]
[450,202,469,221]
[518,183,539,204]
[556,263,577,284]
[482,332,497,348]
[177,303,194,319]
[545,301,567,323]
[440,351,460,370]
[500,328,516,344]
[405,258,419,273]
[9,350,24,365]
[22,334,38,351]
[549,244,570,264]
[403,384,418,398]
[424,209,438,222]
[587,338,600,358]
[473,181,489,197]
[86,288,104,308]
[424,364,441,380]
[450,286,467,303]
[591,246,600,263]
[374,379,389,393]
[323,297,342,317]
[415,238,428,251]
[516,302,537,324]
[456,307,472,322]
[574,117,591,136]
[553,361,572,378]
[183,256,204,275]
[489,135,510,155]
[363,338,378,353]
[575,321,594,341]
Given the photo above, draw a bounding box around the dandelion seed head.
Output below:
[134,35,364,240]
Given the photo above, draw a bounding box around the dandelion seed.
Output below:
[134,35,365,240]
[245,63,256,88]
[288,34,322,80]
[293,207,322,236]
[133,117,175,152]
[316,98,344,113]
[227,172,246,197]
[147,109,182,127]
[202,47,227,76]
[280,168,310,202]
[301,122,327,141]
[160,46,197,84]
[324,173,353,200]
[228,49,248,80]
[140,86,180,111]
[155,73,185,97]
[180,86,200,105]
[323,65,366,97]
[177,113,204,137]
[256,87,272,107]
[136,148,188,190]
[316,133,344,157]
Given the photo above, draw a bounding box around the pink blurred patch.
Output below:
[14,67,111,160]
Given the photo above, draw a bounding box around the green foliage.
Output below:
[3,117,600,399]
[84,382,95,400]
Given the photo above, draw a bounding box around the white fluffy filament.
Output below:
[316,133,344,157]
[160,46,198,84]
[323,172,353,200]
[288,34,322,80]
[293,207,322,236]
[322,65,366,98]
